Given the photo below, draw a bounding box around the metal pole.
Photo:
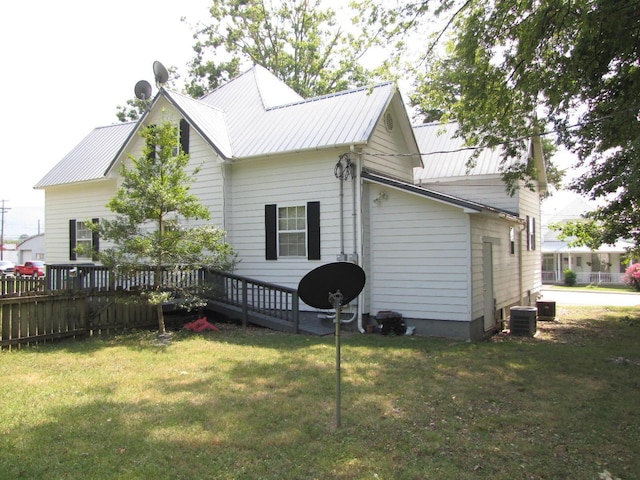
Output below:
[0,199,9,261]
[335,302,342,428]
[329,290,344,428]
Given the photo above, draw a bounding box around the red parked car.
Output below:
[14,261,46,278]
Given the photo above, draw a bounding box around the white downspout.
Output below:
[353,145,365,333]
[519,225,526,305]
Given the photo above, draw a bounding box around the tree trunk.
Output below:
[157,302,166,334]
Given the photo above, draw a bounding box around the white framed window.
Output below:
[509,226,515,255]
[69,218,99,261]
[526,216,536,251]
[265,202,320,260]
[76,221,93,259]
[278,206,307,257]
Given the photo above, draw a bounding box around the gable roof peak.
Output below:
[199,64,303,110]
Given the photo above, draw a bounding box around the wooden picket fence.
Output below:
[0,289,157,349]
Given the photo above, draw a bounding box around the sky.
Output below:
[0,0,211,237]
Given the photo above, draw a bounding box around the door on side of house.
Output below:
[483,241,495,332]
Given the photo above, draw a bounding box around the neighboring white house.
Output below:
[541,195,632,285]
[35,65,547,340]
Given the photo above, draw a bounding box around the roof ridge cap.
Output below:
[267,81,396,111]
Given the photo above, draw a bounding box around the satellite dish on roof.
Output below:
[153,60,169,87]
[134,80,153,101]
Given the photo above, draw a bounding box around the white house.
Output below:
[35,65,546,340]
[542,195,632,285]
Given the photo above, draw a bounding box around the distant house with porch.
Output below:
[541,195,632,285]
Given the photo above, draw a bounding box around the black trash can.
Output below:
[376,311,407,336]
[510,306,537,337]
[536,300,556,321]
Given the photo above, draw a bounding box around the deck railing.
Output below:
[3,265,301,345]
[205,270,299,332]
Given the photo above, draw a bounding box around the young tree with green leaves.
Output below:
[95,121,235,335]
[386,0,640,252]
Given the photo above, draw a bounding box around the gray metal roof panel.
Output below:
[413,122,515,180]
[164,90,233,158]
[234,82,396,158]
[35,122,136,188]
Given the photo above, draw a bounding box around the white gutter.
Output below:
[353,145,365,333]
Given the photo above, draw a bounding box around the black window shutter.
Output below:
[91,218,100,261]
[307,201,321,260]
[265,204,277,260]
[69,219,77,261]
[147,124,156,160]
[180,119,190,154]
[526,216,531,251]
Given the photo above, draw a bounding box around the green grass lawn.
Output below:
[1,306,639,479]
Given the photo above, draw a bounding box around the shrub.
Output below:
[623,263,640,291]
[564,269,577,286]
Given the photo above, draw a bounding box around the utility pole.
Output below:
[0,199,9,260]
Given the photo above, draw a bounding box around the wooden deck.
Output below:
[205,299,335,336]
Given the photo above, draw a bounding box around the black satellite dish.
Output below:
[298,262,365,428]
[153,60,169,87]
[298,262,365,310]
[134,80,153,101]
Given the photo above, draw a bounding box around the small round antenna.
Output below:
[153,61,169,87]
[134,80,153,101]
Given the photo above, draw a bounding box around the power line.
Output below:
[0,200,10,261]
[369,109,639,158]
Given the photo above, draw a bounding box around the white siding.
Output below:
[362,101,418,183]
[367,186,472,321]
[518,184,543,297]
[44,103,227,264]
[227,149,356,291]
[469,215,522,320]
[418,176,519,213]
[44,180,117,263]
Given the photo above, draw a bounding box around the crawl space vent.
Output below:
[384,112,394,131]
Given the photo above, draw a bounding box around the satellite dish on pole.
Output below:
[298,262,366,428]
[153,60,169,87]
[134,80,153,101]
[298,262,365,310]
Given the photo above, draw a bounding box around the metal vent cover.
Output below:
[384,111,394,131]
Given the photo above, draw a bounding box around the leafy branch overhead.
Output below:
[400,0,640,250]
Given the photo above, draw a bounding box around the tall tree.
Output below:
[397,0,640,252]
[95,121,235,335]
[185,0,400,98]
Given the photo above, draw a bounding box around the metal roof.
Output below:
[35,122,136,188]
[198,65,396,158]
[37,65,398,187]
[165,90,232,158]
[413,122,518,181]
